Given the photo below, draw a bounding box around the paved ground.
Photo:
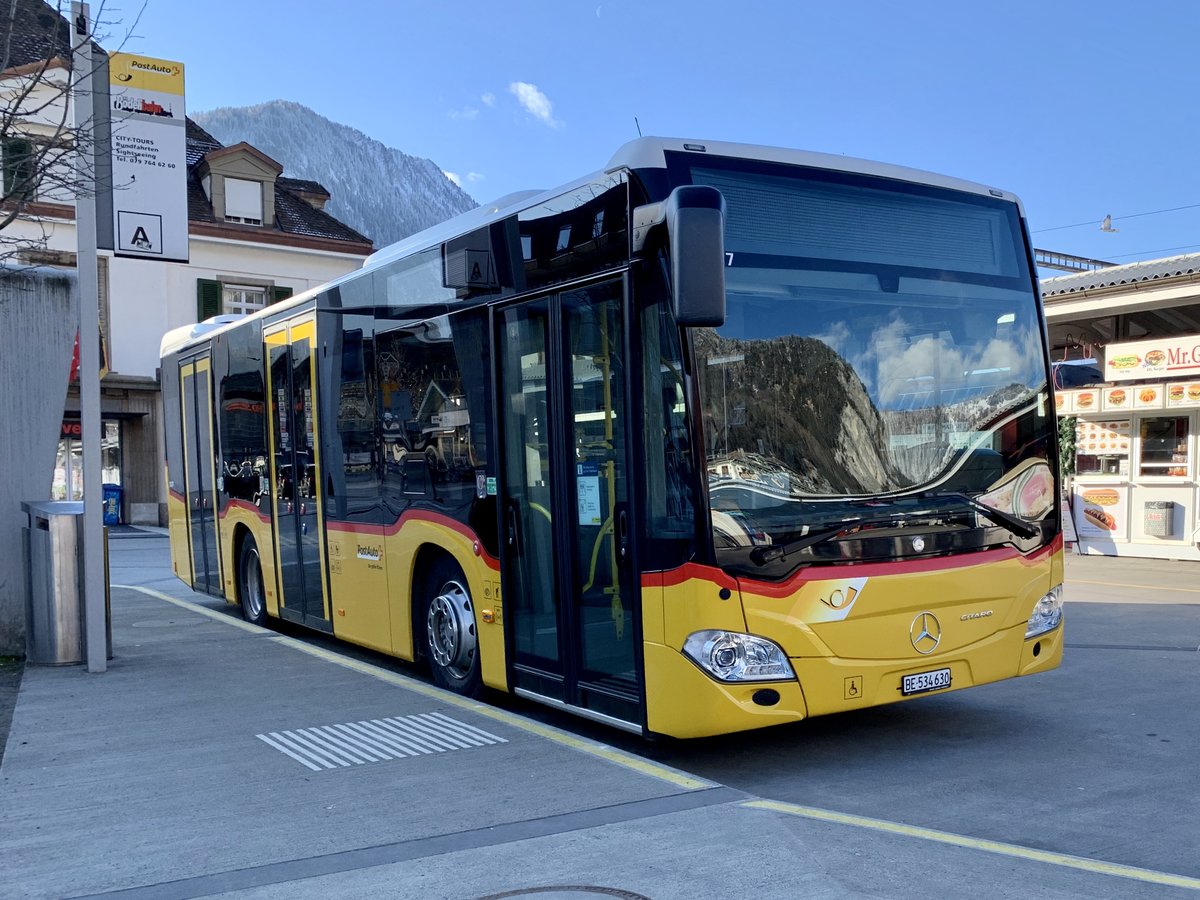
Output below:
[1,534,1198,899]
[0,653,21,766]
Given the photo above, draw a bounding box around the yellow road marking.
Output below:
[745,799,1200,891]
[1069,578,1200,595]
[115,585,710,791]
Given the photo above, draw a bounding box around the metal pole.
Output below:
[72,2,106,673]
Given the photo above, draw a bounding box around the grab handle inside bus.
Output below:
[633,185,727,327]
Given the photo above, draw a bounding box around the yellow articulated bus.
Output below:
[160,137,1063,739]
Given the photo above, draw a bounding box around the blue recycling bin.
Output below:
[101,483,123,526]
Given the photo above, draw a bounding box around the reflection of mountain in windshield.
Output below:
[696,330,902,495]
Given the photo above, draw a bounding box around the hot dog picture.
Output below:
[1083,506,1117,530]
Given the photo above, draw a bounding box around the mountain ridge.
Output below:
[193,100,477,250]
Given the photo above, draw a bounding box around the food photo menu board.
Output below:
[1075,420,1130,456]
[1167,382,1200,407]
[1072,485,1128,539]
[1133,385,1164,409]
[1058,384,1200,415]
[1070,390,1098,414]
[1102,386,1131,411]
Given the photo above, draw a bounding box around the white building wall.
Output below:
[114,234,364,377]
[2,215,366,378]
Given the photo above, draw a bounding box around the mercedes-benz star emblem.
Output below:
[909,612,942,655]
[912,536,926,552]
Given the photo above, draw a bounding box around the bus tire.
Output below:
[421,557,482,697]
[238,535,267,627]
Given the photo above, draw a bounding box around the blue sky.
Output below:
[122,0,1200,269]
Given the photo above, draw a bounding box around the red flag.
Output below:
[68,329,109,383]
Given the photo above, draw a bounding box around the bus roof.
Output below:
[162,136,1024,360]
[363,136,1022,272]
[606,137,1021,206]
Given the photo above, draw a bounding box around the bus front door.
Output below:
[498,278,642,730]
[179,355,221,594]
[265,318,331,631]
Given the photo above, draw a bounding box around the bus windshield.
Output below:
[672,156,1054,556]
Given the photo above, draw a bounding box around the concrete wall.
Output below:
[0,268,76,655]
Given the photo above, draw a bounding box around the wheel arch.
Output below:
[409,543,468,662]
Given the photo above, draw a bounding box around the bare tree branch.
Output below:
[0,0,145,268]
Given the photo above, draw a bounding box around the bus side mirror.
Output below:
[634,185,727,327]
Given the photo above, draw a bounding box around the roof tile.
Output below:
[1042,252,1200,298]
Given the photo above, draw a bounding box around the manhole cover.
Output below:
[477,888,651,899]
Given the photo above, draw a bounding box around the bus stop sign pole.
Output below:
[72,2,106,674]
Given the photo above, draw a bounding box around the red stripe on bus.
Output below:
[218,498,271,523]
[327,510,500,571]
[645,562,739,591]
[649,535,1062,598]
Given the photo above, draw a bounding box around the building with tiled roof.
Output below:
[182,117,371,251]
[1043,253,1200,561]
[0,0,374,529]
[0,0,71,72]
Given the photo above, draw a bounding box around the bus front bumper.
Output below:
[643,620,1062,739]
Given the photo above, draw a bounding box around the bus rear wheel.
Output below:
[422,558,481,697]
[238,536,267,626]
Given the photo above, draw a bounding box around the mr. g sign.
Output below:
[108,54,188,263]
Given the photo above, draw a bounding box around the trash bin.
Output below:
[21,501,111,665]
[102,483,123,526]
[1144,500,1175,538]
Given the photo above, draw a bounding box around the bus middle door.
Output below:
[265,318,331,631]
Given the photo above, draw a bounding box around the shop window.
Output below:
[1139,416,1190,477]
[53,420,121,500]
[1075,419,1129,476]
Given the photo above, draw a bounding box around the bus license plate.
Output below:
[902,667,951,696]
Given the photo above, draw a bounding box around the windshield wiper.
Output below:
[745,492,1040,567]
[748,513,912,566]
[920,491,1040,540]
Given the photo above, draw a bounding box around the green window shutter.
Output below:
[3,138,35,201]
[271,286,293,305]
[197,278,222,321]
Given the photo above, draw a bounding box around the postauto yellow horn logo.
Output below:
[109,53,185,96]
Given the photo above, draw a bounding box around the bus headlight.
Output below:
[682,630,795,682]
[1025,585,1063,639]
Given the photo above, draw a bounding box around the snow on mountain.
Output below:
[193,100,477,249]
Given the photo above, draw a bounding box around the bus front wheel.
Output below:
[238,536,267,627]
[422,558,482,697]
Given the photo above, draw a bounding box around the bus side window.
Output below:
[640,267,697,542]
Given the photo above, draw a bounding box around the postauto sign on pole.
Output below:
[107,53,188,263]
